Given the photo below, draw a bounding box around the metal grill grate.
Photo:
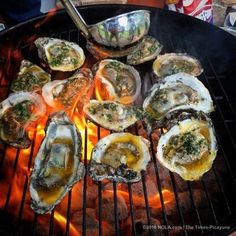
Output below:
[0,5,236,236]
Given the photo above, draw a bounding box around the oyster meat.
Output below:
[0,92,46,148]
[34,37,85,71]
[153,53,203,78]
[30,112,85,214]
[88,133,150,182]
[143,73,214,121]
[11,60,51,93]
[127,36,163,65]
[83,100,141,131]
[95,59,141,104]
[156,111,217,181]
[42,68,94,111]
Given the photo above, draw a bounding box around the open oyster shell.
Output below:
[42,68,94,111]
[11,60,51,93]
[95,60,141,104]
[86,40,139,60]
[88,133,150,183]
[30,112,85,214]
[83,100,141,131]
[143,73,214,121]
[153,53,203,78]
[34,37,85,71]
[156,111,217,181]
[127,36,163,65]
[0,92,46,148]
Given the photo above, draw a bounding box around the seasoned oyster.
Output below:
[143,73,214,121]
[127,36,163,65]
[156,111,217,181]
[11,60,51,93]
[0,92,46,148]
[83,100,142,131]
[88,133,150,182]
[30,112,85,214]
[95,60,141,104]
[153,53,203,78]
[42,68,93,111]
[34,37,85,71]
[86,40,139,60]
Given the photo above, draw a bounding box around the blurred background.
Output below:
[0,0,235,34]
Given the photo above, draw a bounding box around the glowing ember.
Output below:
[105,189,174,209]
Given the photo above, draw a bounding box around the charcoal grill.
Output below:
[0,4,236,236]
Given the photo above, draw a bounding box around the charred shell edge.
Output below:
[88,161,141,183]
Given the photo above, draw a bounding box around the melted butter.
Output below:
[36,186,65,205]
[37,137,75,205]
[101,134,143,170]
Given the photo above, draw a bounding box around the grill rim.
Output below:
[0,3,236,42]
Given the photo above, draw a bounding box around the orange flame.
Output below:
[35,8,57,29]
[54,211,80,236]
[94,77,113,102]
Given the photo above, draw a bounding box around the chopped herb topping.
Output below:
[89,106,97,115]
[148,44,158,54]
[12,101,32,122]
[105,61,121,71]
[48,42,78,68]
[102,103,117,111]
[161,59,195,76]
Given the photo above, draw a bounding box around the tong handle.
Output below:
[60,0,91,39]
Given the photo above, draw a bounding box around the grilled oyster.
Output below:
[153,53,203,78]
[83,100,141,131]
[95,60,141,104]
[11,60,51,93]
[34,37,85,71]
[0,92,46,148]
[30,112,85,214]
[156,111,217,181]
[127,36,163,65]
[143,73,214,121]
[86,40,139,60]
[42,68,93,111]
[88,133,150,182]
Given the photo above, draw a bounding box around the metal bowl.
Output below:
[89,10,150,48]
[61,0,150,48]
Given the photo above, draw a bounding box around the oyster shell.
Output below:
[88,133,150,182]
[11,60,51,93]
[143,73,214,121]
[127,36,163,65]
[95,60,141,104]
[86,40,139,60]
[156,111,217,181]
[34,37,85,71]
[30,112,85,214]
[153,53,203,78]
[0,92,46,148]
[83,100,141,131]
[42,68,94,111]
